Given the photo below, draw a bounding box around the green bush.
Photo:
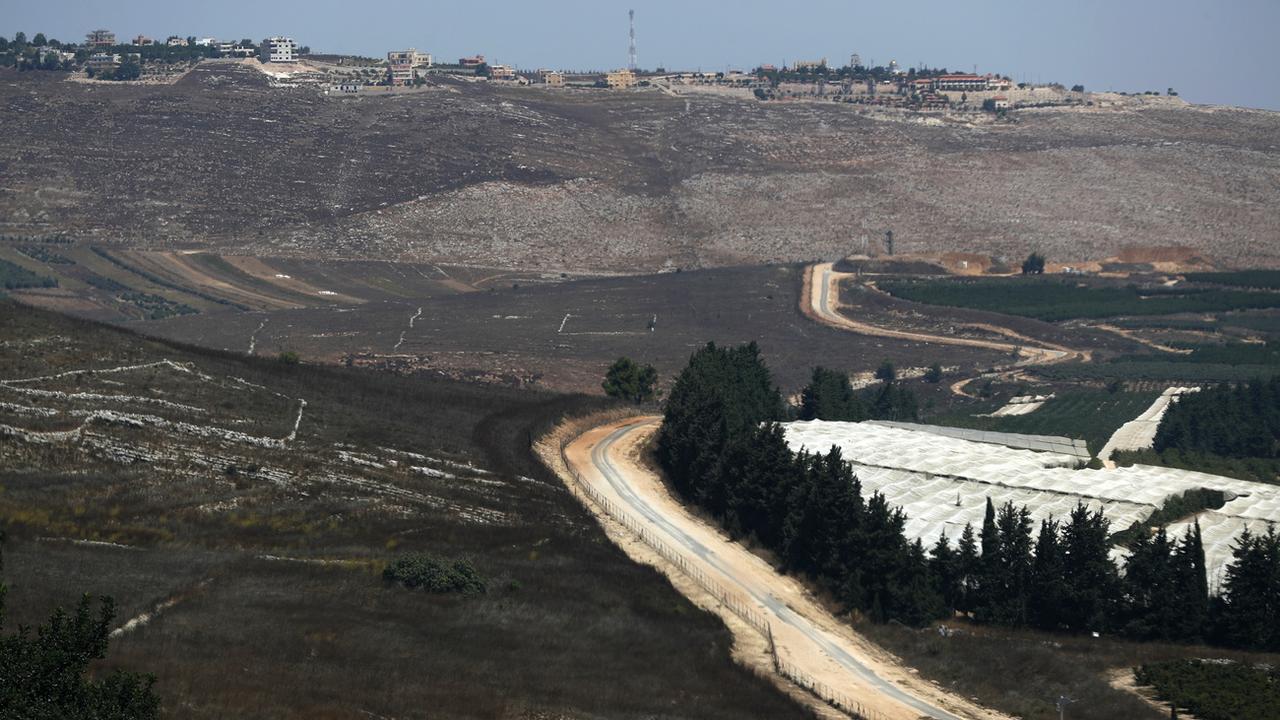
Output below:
[1134,659,1280,720]
[382,554,486,594]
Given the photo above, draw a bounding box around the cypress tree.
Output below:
[1030,517,1067,631]
[929,532,960,615]
[956,523,980,615]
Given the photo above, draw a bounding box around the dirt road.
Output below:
[803,263,1085,368]
[563,417,1006,720]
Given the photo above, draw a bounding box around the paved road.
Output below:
[572,418,987,720]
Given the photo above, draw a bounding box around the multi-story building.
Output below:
[387,50,416,85]
[606,69,636,88]
[260,36,298,63]
[166,36,188,46]
[86,29,116,47]
[195,37,218,47]
[132,35,153,46]
[931,74,991,92]
[86,53,121,71]
[387,49,432,85]
[539,69,564,86]
[459,55,485,68]
[487,63,517,80]
[792,58,826,71]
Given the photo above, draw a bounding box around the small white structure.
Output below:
[260,36,298,63]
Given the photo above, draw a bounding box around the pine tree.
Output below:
[1030,517,1067,630]
[956,523,980,615]
[975,498,1001,620]
[1122,527,1175,640]
[1061,503,1120,632]
[1219,528,1280,651]
[929,532,960,615]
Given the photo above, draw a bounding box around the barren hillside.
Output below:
[2,62,1277,270]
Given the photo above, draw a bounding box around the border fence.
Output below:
[559,438,889,720]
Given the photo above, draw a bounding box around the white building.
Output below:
[195,37,218,47]
[166,36,189,47]
[260,36,298,63]
[86,53,122,71]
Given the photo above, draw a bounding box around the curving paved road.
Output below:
[568,417,1000,720]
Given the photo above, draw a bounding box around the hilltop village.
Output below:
[0,27,1179,113]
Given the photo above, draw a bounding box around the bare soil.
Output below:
[2,65,1277,271]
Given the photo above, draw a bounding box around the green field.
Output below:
[1035,361,1280,384]
[927,390,1161,456]
[878,278,1280,321]
[1185,270,1280,290]
[1112,342,1280,366]
[0,258,57,290]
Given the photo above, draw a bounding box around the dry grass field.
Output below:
[1,63,1277,271]
[0,301,810,719]
[136,264,1008,394]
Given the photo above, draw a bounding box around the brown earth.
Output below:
[2,64,1278,272]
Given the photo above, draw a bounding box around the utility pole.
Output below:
[885,229,894,256]
[1056,695,1076,720]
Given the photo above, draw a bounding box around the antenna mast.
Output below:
[628,9,637,70]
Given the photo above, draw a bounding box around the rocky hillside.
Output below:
[3,62,1277,270]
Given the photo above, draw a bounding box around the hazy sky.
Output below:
[8,0,1279,109]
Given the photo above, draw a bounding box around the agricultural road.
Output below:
[802,263,1085,369]
[564,417,1006,720]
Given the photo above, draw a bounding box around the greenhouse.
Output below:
[783,420,1280,586]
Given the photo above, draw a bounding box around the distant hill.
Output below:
[2,63,1278,271]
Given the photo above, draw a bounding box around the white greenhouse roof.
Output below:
[782,420,1280,587]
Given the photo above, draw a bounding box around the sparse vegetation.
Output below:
[0,532,159,719]
[0,302,809,719]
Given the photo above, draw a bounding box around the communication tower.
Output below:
[850,52,861,68]
[628,9,637,71]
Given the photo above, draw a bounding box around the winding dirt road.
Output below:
[803,263,1086,368]
[563,417,1006,720]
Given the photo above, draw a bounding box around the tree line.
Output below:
[1155,377,1280,461]
[656,342,1280,651]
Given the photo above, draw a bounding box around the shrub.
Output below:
[382,554,486,594]
[1135,659,1280,720]
[923,363,943,384]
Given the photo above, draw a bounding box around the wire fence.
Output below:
[559,439,889,720]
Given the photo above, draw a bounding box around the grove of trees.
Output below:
[797,366,918,422]
[656,342,1280,651]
